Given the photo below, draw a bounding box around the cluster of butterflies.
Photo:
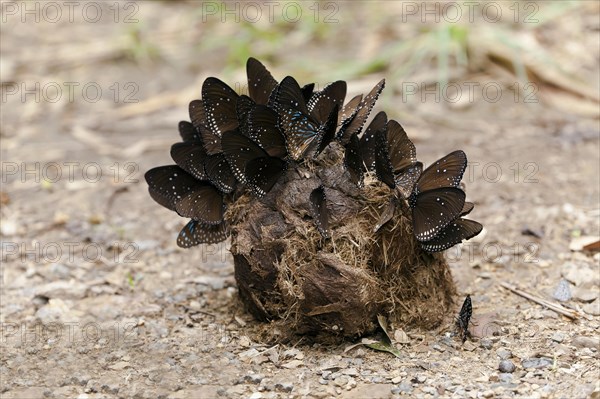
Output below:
[145,58,482,251]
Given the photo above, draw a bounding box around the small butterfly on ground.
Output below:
[456,294,473,343]
[177,219,228,248]
[309,185,330,239]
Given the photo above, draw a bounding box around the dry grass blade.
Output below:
[500,282,588,320]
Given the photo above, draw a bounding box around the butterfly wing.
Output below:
[221,130,270,183]
[387,120,416,173]
[343,133,364,187]
[417,150,467,192]
[177,219,228,247]
[178,121,201,143]
[202,77,239,136]
[313,104,339,157]
[338,94,363,127]
[204,153,236,193]
[461,201,474,216]
[189,100,222,155]
[337,79,385,144]
[359,111,388,172]
[394,161,423,199]
[175,183,224,225]
[247,105,287,158]
[246,57,278,105]
[236,95,256,137]
[145,165,199,212]
[309,185,330,239]
[170,142,209,181]
[245,157,286,197]
[307,80,346,124]
[412,187,466,241]
[269,76,309,115]
[420,218,483,252]
[374,130,396,189]
[300,83,315,104]
[278,107,320,161]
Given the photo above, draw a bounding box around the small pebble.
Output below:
[551,332,565,343]
[318,378,328,385]
[572,336,600,350]
[522,357,553,369]
[480,338,493,350]
[499,360,516,373]
[497,348,512,360]
[552,279,572,302]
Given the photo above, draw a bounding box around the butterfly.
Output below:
[170,142,209,181]
[307,80,347,125]
[309,185,330,239]
[221,130,286,197]
[246,105,287,158]
[337,79,385,145]
[204,153,237,194]
[419,201,482,252]
[145,166,224,225]
[188,100,222,155]
[456,294,473,343]
[372,119,420,198]
[360,111,388,172]
[343,132,364,187]
[236,95,256,137]
[272,76,339,160]
[202,77,239,136]
[409,151,468,241]
[177,219,228,248]
[246,57,278,105]
[178,120,201,143]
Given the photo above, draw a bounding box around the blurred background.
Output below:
[1,1,599,397]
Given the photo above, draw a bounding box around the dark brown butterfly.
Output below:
[204,153,237,194]
[145,166,224,225]
[409,151,468,241]
[246,57,278,105]
[343,132,364,187]
[309,185,330,239]
[420,202,482,252]
[456,294,473,343]
[360,111,388,172]
[177,219,228,248]
[189,100,221,155]
[170,142,209,181]
[221,130,286,197]
[337,79,385,145]
[202,77,239,136]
